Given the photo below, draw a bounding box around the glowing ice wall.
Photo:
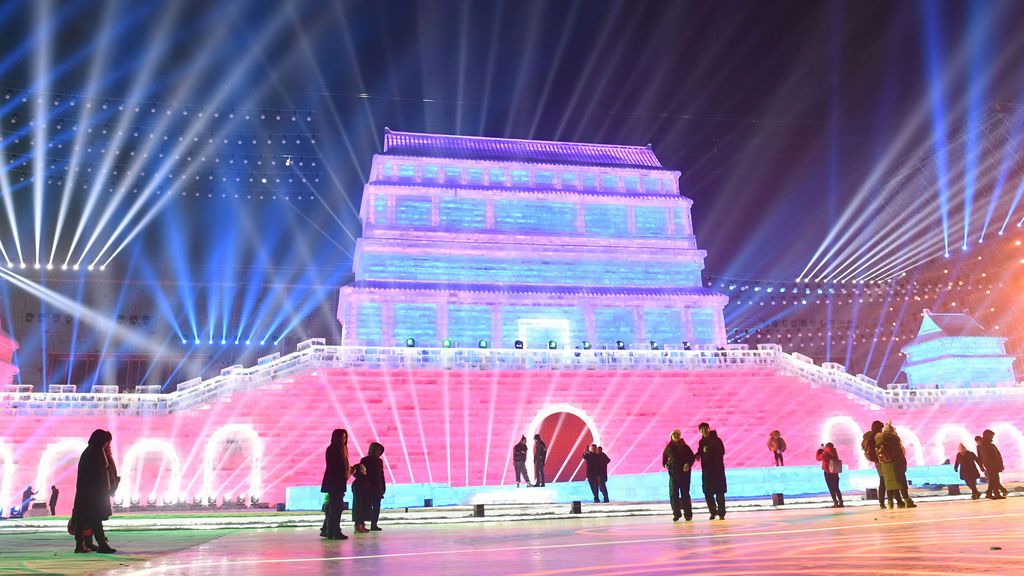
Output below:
[0,328,18,389]
[338,130,727,349]
[901,311,1016,388]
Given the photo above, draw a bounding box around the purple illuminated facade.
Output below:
[338,129,727,348]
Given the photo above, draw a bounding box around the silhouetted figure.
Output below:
[953,443,982,499]
[595,446,610,502]
[978,429,1007,499]
[695,422,727,520]
[875,422,915,509]
[321,428,351,540]
[69,429,119,553]
[49,486,59,516]
[767,430,786,466]
[816,443,844,507]
[582,444,606,502]
[20,485,37,515]
[513,436,531,487]
[862,420,902,509]
[353,442,386,533]
[662,429,695,521]
[533,434,547,487]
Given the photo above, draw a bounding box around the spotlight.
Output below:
[148,495,157,506]
[207,496,217,506]
[245,339,252,345]
[45,263,52,270]
[682,341,691,351]
[236,495,246,505]
[649,340,660,350]
[478,339,489,349]
[405,337,416,347]
[130,496,141,507]
[72,264,79,271]
[220,339,226,345]
[182,339,188,345]
[547,340,558,350]
[442,338,452,348]
[250,495,260,505]
[19,262,26,269]
[193,495,202,505]
[194,339,200,345]
[514,340,524,349]
[616,340,626,350]
[87,264,94,271]
[60,264,66,270]
[33,262,39,269]
[582,340,592,350]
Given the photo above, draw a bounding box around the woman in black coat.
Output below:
[353,442,386,533]
[953,443,982,499]
[321,429,351,540]
[69,429,119,553]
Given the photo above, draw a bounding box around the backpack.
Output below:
[828,458,843,474]
[861,436,878,463]
[777,437,787,453]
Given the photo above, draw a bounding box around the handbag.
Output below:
[828,458,843,475]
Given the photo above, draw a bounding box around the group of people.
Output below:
[953,429,1009,500]
[320,429,387,540]
[510,435,612,503]
[662,423,727,521]
[17,484,59,516]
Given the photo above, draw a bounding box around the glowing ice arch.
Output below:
[34,438,88,497]
[895,426,925,466]
[932,425,975,465]
[201,424,264,501]
[0,440,14,513]
[120,439,182,502]
[821,416,870,469]
[524,404,602,478]
[989,422,1024,471]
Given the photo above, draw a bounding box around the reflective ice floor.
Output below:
[2,497,1021,575]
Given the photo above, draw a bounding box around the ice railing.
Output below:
[2,340,1022,415]
[767,343,1024,407]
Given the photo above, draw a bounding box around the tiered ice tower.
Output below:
[901,310,1016,388]
[338,129,727,349]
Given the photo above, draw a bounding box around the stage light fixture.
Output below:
[582,341,592,350]
[616,340,626,350]
[548,340,558,350]
[683,341,691,351]
[514,340,524,349]
[130,496,140,507]
[405,338,416,347]
[478,339,488,349]
[193,496,202,505]
[147,495,157,506]
[442,338,452,348]
[207,496,217,506]
[236,495,246,505]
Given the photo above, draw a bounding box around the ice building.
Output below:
[901,310,1017,388]
[337,129,727,348]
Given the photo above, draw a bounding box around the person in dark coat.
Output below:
[513,436,531,487]
[595,446,610,502]
[352,442,386,533]
[49,486,59,516]
[20,485,37,514]
[695,422,727,520]
[533,434,548,487]
[581,444,601,502]
[978,429,1007,499]
[862,420,902,509]
[69,429,118,553]
[953,443,982,499]
[321,428,351,540]
[662,429,695,521]
[815,443,844,507]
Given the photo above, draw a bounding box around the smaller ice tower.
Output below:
[900,310,1016,388]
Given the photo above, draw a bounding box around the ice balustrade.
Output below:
[2,342,1021,416]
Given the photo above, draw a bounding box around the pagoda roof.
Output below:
[901,311,994,351]
[381,129,665,170]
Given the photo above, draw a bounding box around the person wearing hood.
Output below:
[953,442,982,499]
[874,422,916,509]
[321,429,352,540]
[513,436,531,487]
[862,420,902,509]
[69,429,119,554]
[353,442,387,533]
[662,429,695,521]
[695,422,727,520]
[977,429,1007,499]
[533,434,548,487]
[767,430,786,467]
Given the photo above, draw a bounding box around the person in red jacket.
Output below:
[815,442,844,507]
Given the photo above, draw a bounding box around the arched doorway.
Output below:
[537,412,596,483]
